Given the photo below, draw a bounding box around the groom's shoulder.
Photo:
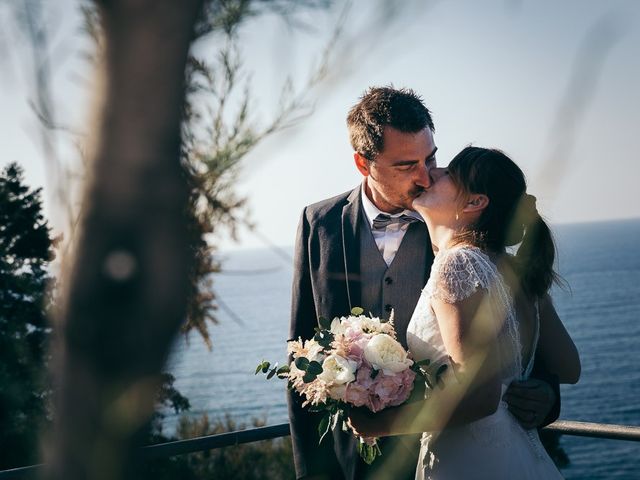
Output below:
[303,188,356,221]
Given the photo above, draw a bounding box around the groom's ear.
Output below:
[354,153,371,177]
[462,193,489,213]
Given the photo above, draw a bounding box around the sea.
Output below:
[164,218,640,480]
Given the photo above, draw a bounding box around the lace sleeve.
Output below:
[428,246,523,382]
[429,247,499,304]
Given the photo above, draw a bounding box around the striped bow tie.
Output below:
[372,213,420,231]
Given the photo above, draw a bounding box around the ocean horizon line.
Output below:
[218,216,640,255]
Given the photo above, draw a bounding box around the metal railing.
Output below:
[1,420,639,479]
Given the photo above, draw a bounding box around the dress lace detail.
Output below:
[421,246,523,382]
[407,246,563,479]
[426,247,496,303]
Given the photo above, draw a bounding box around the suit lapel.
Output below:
[341,188,362,311]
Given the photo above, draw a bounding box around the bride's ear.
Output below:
[462,194,489,213]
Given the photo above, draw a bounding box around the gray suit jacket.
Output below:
[287,187,434,479]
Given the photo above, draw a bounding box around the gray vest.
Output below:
[359,216,430,348]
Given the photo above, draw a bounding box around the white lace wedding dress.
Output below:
[406,246,563,480]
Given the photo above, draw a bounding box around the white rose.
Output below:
[318,354,357,385]
[327,383,347,401]
[306,340,325,363]
[364,334,413,374]
[330,318,346,335]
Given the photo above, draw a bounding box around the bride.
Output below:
[349,146,580,479]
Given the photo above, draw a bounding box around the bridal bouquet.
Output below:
[256,307,433,464]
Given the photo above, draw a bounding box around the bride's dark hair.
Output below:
[448,146,559,297]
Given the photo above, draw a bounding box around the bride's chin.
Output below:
[412,195,428,211]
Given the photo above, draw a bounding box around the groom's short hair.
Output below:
[347,86,434,161]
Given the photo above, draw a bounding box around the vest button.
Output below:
[385,277,393,285]
[384,304,393,313]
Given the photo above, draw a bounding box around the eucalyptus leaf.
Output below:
[261,361,271,373]
[370,368,380,379]
[313,330,334,349]
[303,371,317,383]
[357,441,379,465]
[424,376,433,390]
[266,368,277,379]
[351,306,364,316]
[294,357,310,371]
[416,359,431,367]
[307,360,323,376]
[318,315,332,330]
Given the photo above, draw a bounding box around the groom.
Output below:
[288,86,560,480]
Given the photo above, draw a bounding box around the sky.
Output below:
[1,0,639,252]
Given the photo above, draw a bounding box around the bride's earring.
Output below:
[455,211,460,221]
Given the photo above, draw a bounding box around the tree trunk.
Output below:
[45,1,204,479]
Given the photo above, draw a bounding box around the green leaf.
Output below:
[318,413,331,444]
[276,365,290,375]
[351,307,364,316]
[370,368,380,379]
[436,363,448,389]
[436,363,448,377]
[416,359,431,367]
[294,357,310,371]
[255,361,269,375]
[356,440,380,465]
[313,330,334,349]
[306,360,323,376]
[318,316,332,330]
[303,371,318,383]
[266,368,277,379]
[424,376,433,390]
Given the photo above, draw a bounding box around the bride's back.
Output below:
[497,255,539,377]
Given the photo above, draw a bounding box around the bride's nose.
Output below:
[429,167,448,183]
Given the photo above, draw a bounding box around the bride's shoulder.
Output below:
[433,245,494,272]
[430,245,499,303]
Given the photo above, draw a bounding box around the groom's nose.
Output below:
[414,163,433,189]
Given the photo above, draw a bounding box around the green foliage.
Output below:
[294,357,309,371]
[318,315,331,330]
[356,439,381,465]
[146,373,192,445]
[0,162,53,469]
[313,329,334,349]
[179,0,340,347]
[174,414,295,480]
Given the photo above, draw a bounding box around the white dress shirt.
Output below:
[360,182,424,266]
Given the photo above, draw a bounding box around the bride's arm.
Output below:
[537,294,581,384]
[350,289,503,437]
